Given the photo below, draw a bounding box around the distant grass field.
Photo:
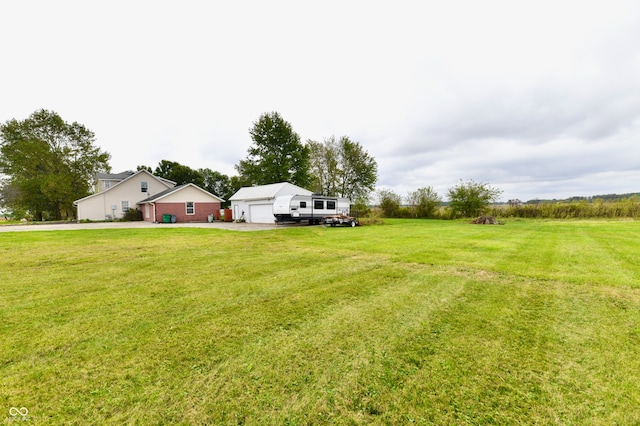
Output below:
[1,219,639,425]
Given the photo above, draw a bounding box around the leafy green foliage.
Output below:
[406,186,441,218]
[121,207,143,221]
[350,198,371,218]
[154,160,204,186]
[308,136,378,200]
[149,160,233,203]
[447,179,503,218]
[339,137,377,201]
[200,168,234,206]
[236,112,310,187]
[0,109,111,220]
[308,138,339,195]
[377,188,402,217]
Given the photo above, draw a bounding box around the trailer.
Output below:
[322,214,359,227]
[273,194,350,224]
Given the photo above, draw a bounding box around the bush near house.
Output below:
[121,208,143,221]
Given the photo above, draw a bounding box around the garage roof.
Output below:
[229,182,313,201]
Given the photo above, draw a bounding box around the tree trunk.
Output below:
[54,201,62,221]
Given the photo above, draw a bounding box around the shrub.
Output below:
[377,189,402,218]
[447,179,503,218]
[121,208,143,221]
[406,186,441,218]
[351,199,371,218]
[358,208,385,225]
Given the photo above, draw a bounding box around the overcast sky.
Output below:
[2,1,639,202]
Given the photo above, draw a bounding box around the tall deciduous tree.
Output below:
[308,137,340,196]
[447,179,503,218]
[339,137,377,201]
[153,160,204,186]
[0,109,111,220]
[235,112,310,187]
[308,136,377,201]
[147,160,234,204]
[199,168,234,205]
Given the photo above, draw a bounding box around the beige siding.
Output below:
[76,172,173,221]
[160,186,218,203]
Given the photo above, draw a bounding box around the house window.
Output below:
[300,201,307,208]
[314,200,324,209]
[104,181,111,189]
[121,201,130,212]
[327,201,336,209]
[141,181,148,193]
[186,202,195,215]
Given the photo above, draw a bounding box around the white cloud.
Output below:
[1,0,639,202]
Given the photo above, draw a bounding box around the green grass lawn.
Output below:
[1,219,640,424]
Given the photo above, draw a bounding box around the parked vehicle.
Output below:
[273,194,350,224]
[322,214,359,227]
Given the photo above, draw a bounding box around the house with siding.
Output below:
[74,170,175,221]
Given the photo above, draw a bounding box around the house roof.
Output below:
[137,183,225,204]
[96,171,135,181]
[229,182,313,201]
[74,169,176,205]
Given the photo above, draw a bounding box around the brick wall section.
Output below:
[155,202,221,223]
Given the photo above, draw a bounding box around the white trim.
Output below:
[186,201,195,215]
[74,170,175,205]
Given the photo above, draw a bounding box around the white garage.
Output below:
[229,182,313,224]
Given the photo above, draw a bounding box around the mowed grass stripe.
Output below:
[169,264,468,425]
[2,230,423,423]
[576,223,640,288]
[1,220,640,424]
[390,275,640,425]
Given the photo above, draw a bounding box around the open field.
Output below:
[1,219,640,424]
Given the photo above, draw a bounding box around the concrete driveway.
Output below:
[0,221,285,232]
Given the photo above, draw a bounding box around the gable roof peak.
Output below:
[229,182,313,200]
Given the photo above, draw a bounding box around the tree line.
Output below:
[0,110,378,220]
[138,112,378,207]
[376,184,640,220]
[376,180,503,219]
[5,109,634,222]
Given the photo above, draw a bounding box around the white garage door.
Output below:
[249,204,275,223]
